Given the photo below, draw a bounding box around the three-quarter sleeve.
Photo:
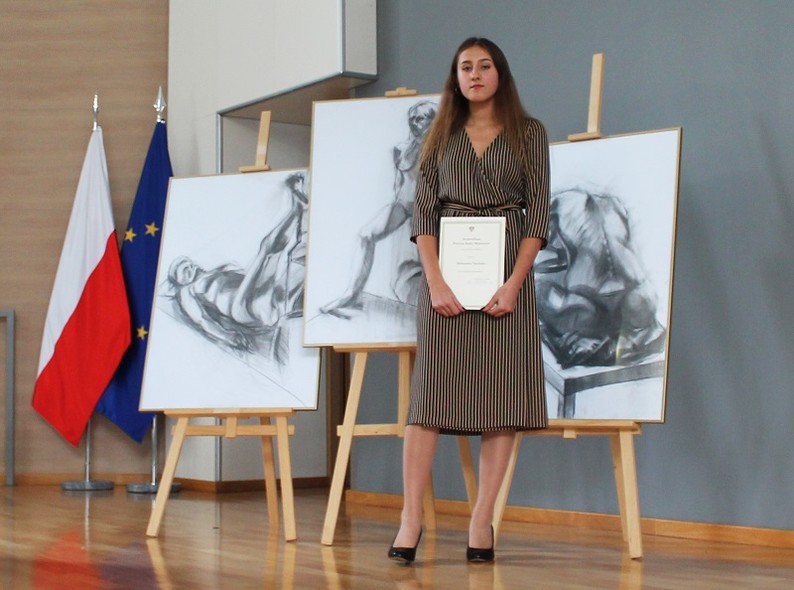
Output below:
[410,153,440,241]
[522,118,550,246]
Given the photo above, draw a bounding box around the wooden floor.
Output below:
[1,486,793,589]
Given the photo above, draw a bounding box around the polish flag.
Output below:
[32,127,131,446]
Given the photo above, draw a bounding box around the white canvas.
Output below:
[303,95,441,346]
[140,169,320,410]
[540,129,682,421]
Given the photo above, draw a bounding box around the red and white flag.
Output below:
[32,127,130,446]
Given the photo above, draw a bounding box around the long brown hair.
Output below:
[420,37,530,166]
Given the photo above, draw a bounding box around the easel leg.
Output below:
[321,352,368,545]
[610,431,643,559]
[276,415,296,541]
[260,416,279,532]
[146,416,189,537]
[610,433,629,543]
[493,433,521,541]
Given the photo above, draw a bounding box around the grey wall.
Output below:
[349,0,794,530]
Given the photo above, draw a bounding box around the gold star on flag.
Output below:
[145,222,160,237]
[136,325,149,340]
[124,228,137,242]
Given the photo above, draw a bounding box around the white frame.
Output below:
[541,128,682,422]
[140,169,321,411]
[303,94,441,346]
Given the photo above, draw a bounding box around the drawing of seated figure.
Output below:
[534,188,666,369]
[321,100,437,317]
[165,172,308,364]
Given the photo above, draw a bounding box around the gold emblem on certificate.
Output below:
[438,216,506,310]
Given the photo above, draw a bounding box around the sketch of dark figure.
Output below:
[534,188,666,369]
[320,100,437,317]
[164,172,308,365]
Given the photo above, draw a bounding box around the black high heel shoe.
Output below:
[466,525,495,563]
[388,529,423,564]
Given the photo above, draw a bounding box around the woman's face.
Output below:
[456,45,499,104]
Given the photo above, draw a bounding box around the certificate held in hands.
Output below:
[439,216,506,310]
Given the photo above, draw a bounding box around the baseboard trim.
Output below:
[344,490,794,550]
[174,476,329,493]
[14,473,329,492]
[16,473,157,486]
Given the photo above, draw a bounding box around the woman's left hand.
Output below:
[482,281,520,318]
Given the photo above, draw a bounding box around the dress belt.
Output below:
[441,202,523,215]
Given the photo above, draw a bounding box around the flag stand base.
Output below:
[61,417,114,492]
[61,479,114,492]
[125,415,183,494]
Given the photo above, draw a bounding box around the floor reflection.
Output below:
[2,487,792,589]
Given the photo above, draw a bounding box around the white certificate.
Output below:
[439,216,506,310]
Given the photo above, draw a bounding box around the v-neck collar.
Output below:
[463,126,503,161]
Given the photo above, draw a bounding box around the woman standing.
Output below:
[389,37,550,564]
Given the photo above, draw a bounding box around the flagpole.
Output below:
[127,87,180,495]
[127,414,181,494]
[61,416,114,491]
[60,95,115,493]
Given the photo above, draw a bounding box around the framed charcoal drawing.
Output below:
[538,128,682,421]
[140,169,321,411]
[302,94,440,346]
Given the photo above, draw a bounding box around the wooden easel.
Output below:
[239,111,272,173]
[147,114,301,541]
[145,409,297,540]
[321,343,437,545]
[568,53,605,142]
[384,86,417,97]
[457,420,643,558]
[457,52,645,559]
[319,86,438,546]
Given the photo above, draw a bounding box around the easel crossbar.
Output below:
[179,424,295,437]
[531,420,641,439]
[337,424,402,437]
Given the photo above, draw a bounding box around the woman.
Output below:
[389,37,550,564]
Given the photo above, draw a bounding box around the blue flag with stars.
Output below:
[96,121,173,442]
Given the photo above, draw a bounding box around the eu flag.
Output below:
[96,121,173,442]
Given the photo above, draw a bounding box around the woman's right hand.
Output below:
[428,278,465,317]
[415,234,464,317]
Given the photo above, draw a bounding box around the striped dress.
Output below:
[409,117,550,434]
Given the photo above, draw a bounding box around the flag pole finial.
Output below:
[92,93,100,131]
[154,86,166,123]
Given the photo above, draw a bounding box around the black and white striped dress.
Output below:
[409,117,550,434]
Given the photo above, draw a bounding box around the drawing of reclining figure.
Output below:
[166,172,308,363]
[534,188,666,369]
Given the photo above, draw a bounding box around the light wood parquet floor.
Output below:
[1,485,793,589]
